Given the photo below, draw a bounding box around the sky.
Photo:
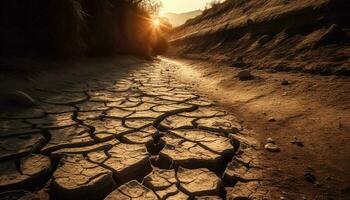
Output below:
[160,0,214,14]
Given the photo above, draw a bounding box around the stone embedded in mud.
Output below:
[0,154,51,191]
[237,70,254,81]
[177,167,224,197]
[105,180,158,200]
[51,154,116,200]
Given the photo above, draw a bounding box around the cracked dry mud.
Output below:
[0,63,266,199]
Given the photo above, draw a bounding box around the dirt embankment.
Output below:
[168,0,350,76]
[163,57,350,199]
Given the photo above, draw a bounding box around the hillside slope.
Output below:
[163,10,202,27]
[169,0,350,76]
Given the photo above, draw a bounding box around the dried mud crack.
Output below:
[0,62,267,199]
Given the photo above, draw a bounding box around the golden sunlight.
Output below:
[152,19,160,28]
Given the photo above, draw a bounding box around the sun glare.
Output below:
[153,19,160,28]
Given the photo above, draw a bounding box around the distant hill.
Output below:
[163,10,202,27]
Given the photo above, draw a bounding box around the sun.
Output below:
[152,19,160,28]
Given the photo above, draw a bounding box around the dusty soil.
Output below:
[166,1,350,198]
[0,57,267,199]
[163,57,350,199]
[169,0,350,76]
[0,57,349,199]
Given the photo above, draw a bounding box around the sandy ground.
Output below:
[162,57,350,199]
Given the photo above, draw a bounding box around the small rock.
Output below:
[9,90,36,107]
[268,117,276,122]
[304,172,316,183]
[281,79,289,85]
[314,181,322,188]
[267,137,275,144]
[291,137,304,147]
[237,70,254,81]
[264,143,280,152]
[232,57,247,68]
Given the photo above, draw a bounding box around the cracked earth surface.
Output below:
[0,62,268,199]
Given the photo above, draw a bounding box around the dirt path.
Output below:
[0,58,270,200]
[164,57,350,200]
[0,58,349,199]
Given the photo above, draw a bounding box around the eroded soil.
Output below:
[0,58,349,199]
[0,59,269,200]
